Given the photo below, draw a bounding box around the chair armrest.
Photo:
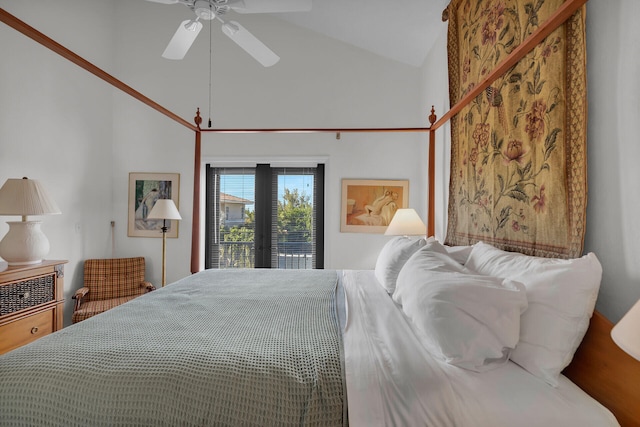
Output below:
[73,287,90,299]
[140,281,156,292]
[72,287,90,311]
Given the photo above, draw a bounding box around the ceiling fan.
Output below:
[146,0,312,67]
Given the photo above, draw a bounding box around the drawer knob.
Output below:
[30,327,39,334]
[20,291,31,299]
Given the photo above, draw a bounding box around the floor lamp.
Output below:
[147,199,181,287]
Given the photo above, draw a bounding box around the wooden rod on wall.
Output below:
[432,0,588,131]
[0,8,197,132]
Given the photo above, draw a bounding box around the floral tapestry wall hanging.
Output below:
[443,0,587,258]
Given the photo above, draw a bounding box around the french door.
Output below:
[205,164,324,269]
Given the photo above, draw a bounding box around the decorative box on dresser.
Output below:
[0,260,67,354]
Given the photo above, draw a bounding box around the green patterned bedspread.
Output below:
[0,269,345,426]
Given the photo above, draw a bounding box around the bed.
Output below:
[2,1,640,425]
[0,244,622,425]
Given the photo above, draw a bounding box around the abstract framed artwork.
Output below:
[340,179,409,233]
[128,172,180,238]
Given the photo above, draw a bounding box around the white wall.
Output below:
[0,1,427,324]
[0,0,117,324]
[109,1,427,277]
[583,0,640,322]
[419,0,640,323]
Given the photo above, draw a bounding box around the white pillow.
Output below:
[465,241,602,386]
[374,236,429,293]
[444,244,473,264]
[394,249,528,372]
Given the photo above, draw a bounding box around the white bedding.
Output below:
[0,266,619,426]
[341,269,619,427]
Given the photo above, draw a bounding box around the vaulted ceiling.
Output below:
[274,0,450,67]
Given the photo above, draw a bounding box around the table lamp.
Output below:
[0,177,61,265]
[147,199,181,286]
[384,208,427,237]
[611,299,640,361]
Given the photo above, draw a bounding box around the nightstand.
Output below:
[0,260,67,354]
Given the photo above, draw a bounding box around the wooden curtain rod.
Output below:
[0,8,197,132]
[432,0,588,131]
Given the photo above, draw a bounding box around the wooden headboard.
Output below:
[563,311,640,427]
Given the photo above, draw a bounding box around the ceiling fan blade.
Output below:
[221,21,280,67]
[162,20,203,60]
[231,0,312,14]
[146,0,180,4]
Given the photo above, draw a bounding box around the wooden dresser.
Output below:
[0,260,67,354]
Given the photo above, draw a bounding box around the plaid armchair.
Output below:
[72,257,155,323]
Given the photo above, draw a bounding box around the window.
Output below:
[205,164,324,269]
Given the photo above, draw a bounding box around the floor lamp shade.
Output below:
[147,199,181,286]
[147,199,182,222]
[384,208,427,236]
[0,177,61,265]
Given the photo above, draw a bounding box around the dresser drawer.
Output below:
[0,308,54,354]
[0,274,55,316]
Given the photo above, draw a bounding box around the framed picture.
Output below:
[128,172,180,238]
[341,179,409,233]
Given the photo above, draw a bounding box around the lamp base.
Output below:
[0,221,50,266]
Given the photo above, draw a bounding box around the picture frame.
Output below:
[128,172,180,238]
[341,179,409,233]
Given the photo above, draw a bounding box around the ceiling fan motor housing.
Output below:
[194,0,217,20]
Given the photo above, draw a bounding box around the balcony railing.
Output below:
[218,241,312,269]
[219,241,255,268]
[275,242,313,269]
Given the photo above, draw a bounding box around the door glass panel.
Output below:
[273,170,315,269]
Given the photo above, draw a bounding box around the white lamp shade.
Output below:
[384,208,426,236]
[611,299,640,361]
[147,199,182,220]
[0,177,61,217]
